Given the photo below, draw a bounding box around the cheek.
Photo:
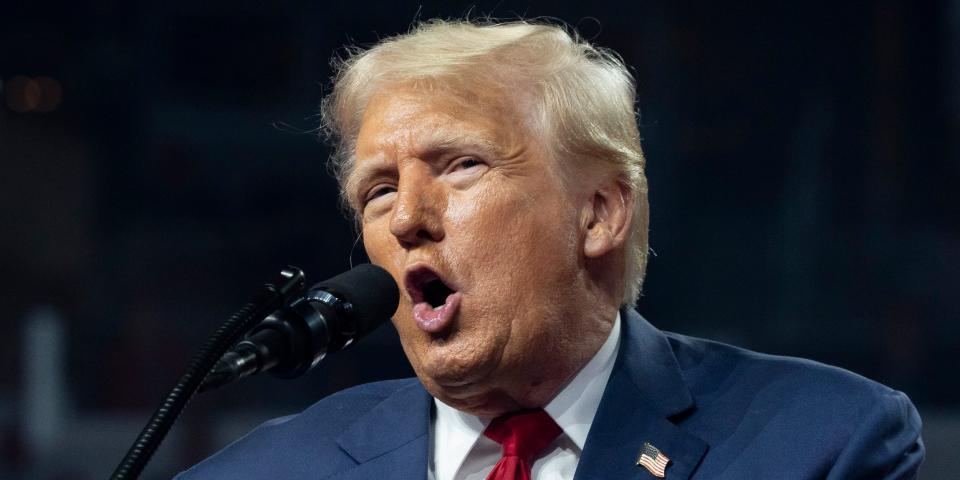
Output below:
[361,221,406,296]
[449,183,581,291]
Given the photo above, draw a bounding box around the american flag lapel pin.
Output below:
[636,442,671,478]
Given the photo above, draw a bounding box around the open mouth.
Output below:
[404,265,462,333]
[405,267,456,307]
[422,276,455,308]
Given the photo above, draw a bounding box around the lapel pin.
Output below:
[636,441,671,478]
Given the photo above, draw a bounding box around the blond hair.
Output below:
[321,19,650,306]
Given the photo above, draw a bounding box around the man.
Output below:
[179,19,923,479]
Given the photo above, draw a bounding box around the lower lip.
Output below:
[413,292,462,333]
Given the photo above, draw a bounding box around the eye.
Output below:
[450,156,484,171]
[363,184,396,208]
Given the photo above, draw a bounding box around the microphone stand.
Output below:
[109,266,306,480]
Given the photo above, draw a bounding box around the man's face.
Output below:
[350,85,601,414]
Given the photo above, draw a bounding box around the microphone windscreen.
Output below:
[313,263,399,335]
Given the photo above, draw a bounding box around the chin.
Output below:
[432,385,522,417]
[418,347,496,389]
[404,313,502,385]
[415,348,503,396]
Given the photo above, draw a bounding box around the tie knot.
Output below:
[483,409,562,461]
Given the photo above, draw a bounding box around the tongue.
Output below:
[413,291,462,333]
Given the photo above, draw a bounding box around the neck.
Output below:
[450,301,619,417]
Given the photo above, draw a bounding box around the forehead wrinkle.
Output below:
[365,118,508,165]
[388,101,504,154]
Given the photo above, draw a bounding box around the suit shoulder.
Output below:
[312,377,420,408]
[664,331,907,405]
[664,332,924,477]
[279,377,421,431]
[176,377,421,479]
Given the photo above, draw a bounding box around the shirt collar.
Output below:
[543,311,621,449]
[432,312,621,478]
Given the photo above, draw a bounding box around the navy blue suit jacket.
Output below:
[178,310,924,479]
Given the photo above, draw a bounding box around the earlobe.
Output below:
[583,178,634,258]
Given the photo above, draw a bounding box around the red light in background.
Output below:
[35,76,62,112]
[6,75,41,112]
[4,75,63,113]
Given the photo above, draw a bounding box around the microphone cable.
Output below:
[109,266,306,480]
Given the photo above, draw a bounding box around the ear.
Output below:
[584,177,634,258]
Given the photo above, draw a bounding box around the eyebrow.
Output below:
[346,154,394,206]
[420,130,502,158]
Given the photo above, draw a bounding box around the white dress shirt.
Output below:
[428,313,622,480]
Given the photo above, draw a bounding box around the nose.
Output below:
[389,168,445,249]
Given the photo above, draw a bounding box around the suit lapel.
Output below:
[329,381,432,480]
[574,310,709,480]
[327,310,708,480]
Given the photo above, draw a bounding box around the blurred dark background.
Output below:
[1,0,957,478]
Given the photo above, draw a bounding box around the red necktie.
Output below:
[483,409,563,480]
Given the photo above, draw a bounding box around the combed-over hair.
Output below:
[320,19,650,306]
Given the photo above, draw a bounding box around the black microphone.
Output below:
[200,263,399,392]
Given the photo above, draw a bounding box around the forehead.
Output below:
[343,85,535,198]
[355,85,520,158]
